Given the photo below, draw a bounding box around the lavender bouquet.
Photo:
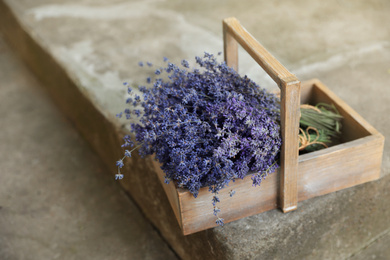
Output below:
[116,53,283,225]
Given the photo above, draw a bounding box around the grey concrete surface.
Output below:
[1,0,390,259]
[351,231,390,260]
[5,0,390,124]
[0,36,177,260]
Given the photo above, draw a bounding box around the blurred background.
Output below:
[1,0,389,259]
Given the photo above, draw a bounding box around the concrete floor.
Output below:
[1,0,390,259]
[0,36,177,260]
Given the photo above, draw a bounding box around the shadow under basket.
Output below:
[151,18,385,236]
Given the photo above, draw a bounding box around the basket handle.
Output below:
[223,17,300,213]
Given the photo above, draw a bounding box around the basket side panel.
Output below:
[152,160,183,228]
[300,80,316,104]
[298,134,384,201]
[179,171,279,235]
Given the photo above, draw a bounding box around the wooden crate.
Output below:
[152,17,384,235]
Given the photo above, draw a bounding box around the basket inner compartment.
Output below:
[300,82,371,145]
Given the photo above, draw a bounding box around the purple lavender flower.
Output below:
[216,217,224,226]
[115,173,124,180]
[181,59,190,68]
[124,150,132,158]
[117,53,282,227]
[116,159,124,168]
[213,207,221,216]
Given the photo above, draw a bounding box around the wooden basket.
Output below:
[152,17,385,235]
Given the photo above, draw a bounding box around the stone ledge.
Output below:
[0,34,177,260]
[1,0,390,259]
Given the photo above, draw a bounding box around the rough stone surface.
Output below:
[1,0,390,259]
[0,36,177,260]
[350,231,390,260]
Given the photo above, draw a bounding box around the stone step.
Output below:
[0,35,177,259]
[1,0,389,259]
[350,231,390,260]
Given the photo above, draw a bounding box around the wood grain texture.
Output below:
[223,21,238,71]
[279,80,300,212]
[153,159,183,229]
[298,134,383,201]
[153,80,384,235]
[223,17,300,212]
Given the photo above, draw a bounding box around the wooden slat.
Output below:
[152,159,183,228]
[298,134,383,201]
[179,168,279,235]
[223,17,300,212]
[223,17,298,86]
[223,21,238,71]
[279,80,301,212]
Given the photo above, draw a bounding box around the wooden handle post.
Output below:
[223,17,301,212]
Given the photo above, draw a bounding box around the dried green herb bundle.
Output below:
[299,103,343,153]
